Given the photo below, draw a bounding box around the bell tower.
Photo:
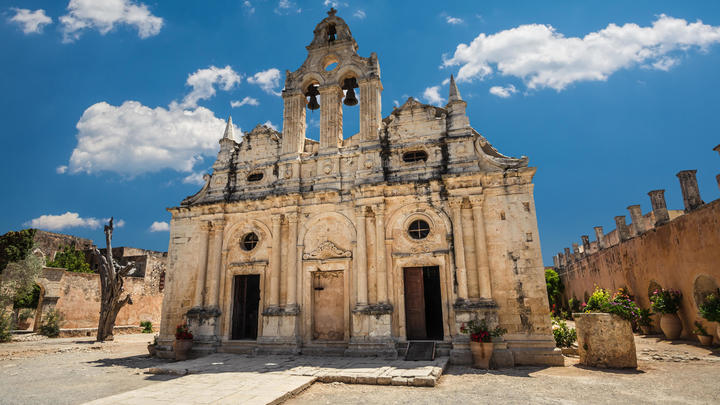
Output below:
[281,8,383,154]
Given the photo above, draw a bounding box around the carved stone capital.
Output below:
[286,212,299,223]
[468,195,485,207]
[355,205,368,217]
[271,215,283,226]
[448,198,464,210]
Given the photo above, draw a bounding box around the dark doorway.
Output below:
[403,266,444,340]
[231,274,260,340]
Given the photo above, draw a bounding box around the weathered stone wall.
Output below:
[33,230,95,262]
[35,268,164,331]
[557,192,720,341]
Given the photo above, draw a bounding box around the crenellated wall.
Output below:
[555,150,720,341]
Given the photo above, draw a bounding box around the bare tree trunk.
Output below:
[95,218,133,342]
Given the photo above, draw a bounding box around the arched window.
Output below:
[327,24,336,42]
[408,219,430,240]
[402,150,428,163]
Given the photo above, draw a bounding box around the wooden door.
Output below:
[404,267,427,340]
[312,271,345,341]
[231,275,260,340]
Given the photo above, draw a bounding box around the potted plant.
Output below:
[148,335,158,357]
[16,308,34,330]
[650,288,683,339]
[699,292,720,341]
[692,321,713,346]
[173,323,193,361]
[638,308,653,335]
[460,319,507,369]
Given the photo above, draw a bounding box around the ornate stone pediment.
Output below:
[303,241,351,260]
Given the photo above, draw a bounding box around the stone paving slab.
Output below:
[147,353,449,387]
[82,373,316,405]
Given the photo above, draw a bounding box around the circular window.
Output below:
[241,232,259,251]
[408,219,430,240]
[247,172,264,182]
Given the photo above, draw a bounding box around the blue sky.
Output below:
[1,0,719,265]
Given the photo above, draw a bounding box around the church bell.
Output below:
[342,78,358,106]
[305,84,320,111]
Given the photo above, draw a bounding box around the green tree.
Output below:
[0,252,42,308]
[13,283,41,309]
[545,267,564,309]
[47,245,92,273]
[0,229,36,274]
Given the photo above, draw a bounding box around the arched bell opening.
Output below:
[340,75,359,139]
[304,81,321,141]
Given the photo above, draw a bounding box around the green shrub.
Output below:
[545,268,564,309]
[0,308,14,342]
[13,283,40,309]
[47,245,92,273]
[692,321,709,336]
[649,288,682,314]
[0,229,36,274]
[584,287,639,322]
[552,317,577,348]
[638,308,653,327]
[18,308,34,321]
[140,321,153,333]
[39,309,61,337]
[699,293,720,323]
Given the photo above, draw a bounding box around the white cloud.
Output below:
[8,8,52,34]
[423,86,445,105]
[248,68,282,96]
[354,10,366,20]
[24,212,123,231]
[243,1,255,15]
[180,65,242,109]
[446,16,463,25]
[66,101,232,176]
[60,0,163,43]
[443,15,720,91]
[489,84,518,98]
[263,121,278,131]
[149,221,170,232]
[231,96,260,108]
[182,172,206,186]
[651,56,679,71]
[393,100,399,107]
[56,165,68,174]
[275,0,301,15]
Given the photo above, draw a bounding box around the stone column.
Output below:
[269,215,282,307]
[615,216,630,242]
[358,78,382,142]
[193,221,211,307]
[207,219,226,309]
[319,85,343,150]
[450,200,469,302]
[286,213,299,307]
[355,206,368,307]
[593,226,605,249]
[375,205,388,304]
[627,205,645,235]
[281,91,306,155]
[558,253,566,268]
[676,170,704,212]
[581,235,590,254]
[469,197,492,299]
[648,190,670,226]
[564,247,572,263]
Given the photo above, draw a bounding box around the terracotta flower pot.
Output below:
[697,335,713,346]
[659,313,682,340]
[173,339,193,361]
[469,341,493,369]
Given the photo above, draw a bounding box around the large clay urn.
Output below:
[659,313,682,340]
[173,339,193,361]
[469,341,493,369]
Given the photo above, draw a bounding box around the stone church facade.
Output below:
[158,10,561,365]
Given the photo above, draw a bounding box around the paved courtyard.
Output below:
[0,333,719,404]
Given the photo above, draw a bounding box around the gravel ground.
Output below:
[0,334,176,405]
[286,336,720,405]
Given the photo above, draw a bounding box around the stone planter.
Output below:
[696,335,713,346]
[173,339,193,361]
[659,313,682,340]
[469,341,493,369]
[574,313,637,369]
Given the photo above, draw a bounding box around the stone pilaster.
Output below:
[286,212,299,308]
[450,199,469,302]
[469,196,492,299]
[358,77,382,142]
[319,85,343,150]
[193,221,211,307]
[374,204,388,303]
[281,91,306,155]
[206,218,226,309]
[355,206,368,307]
[269,215,282,308]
